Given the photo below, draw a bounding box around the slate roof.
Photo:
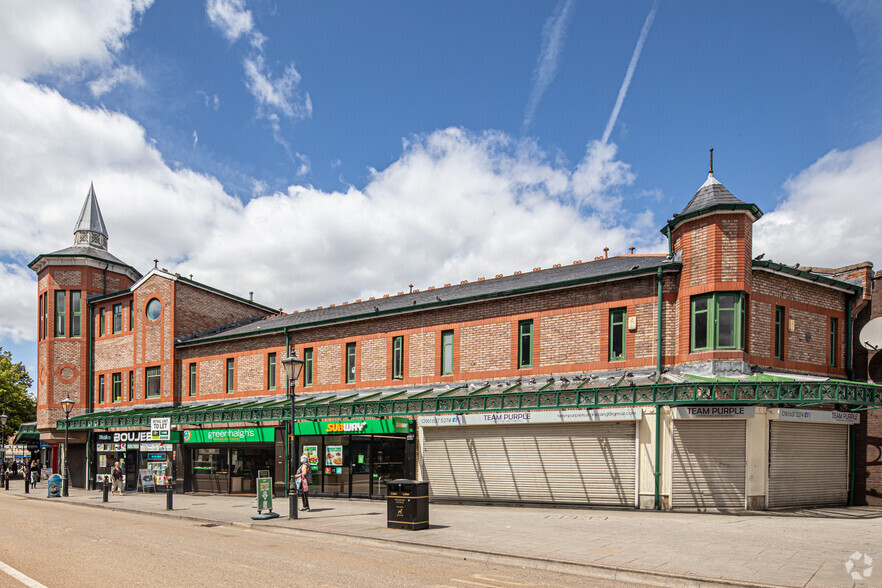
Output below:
[177,254,680,345]
[679,173,747,216]
[28,245,139,274]
[74,183,108,239]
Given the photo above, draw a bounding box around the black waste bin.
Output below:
[387,479,429,530]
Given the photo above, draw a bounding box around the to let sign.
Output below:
[150,418,171,441]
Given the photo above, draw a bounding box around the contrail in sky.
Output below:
[522,0,575,133]
[601,1,658,144]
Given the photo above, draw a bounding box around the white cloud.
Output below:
[206,0,254,43]
[193,130,199,148]
[572,140,636,211]
[0,0,153,78]
[197,90,221,110]
[0,264,37,343]
[243,56,311,120]
[88,64,145,97]
[754,136,882,267]
[522,0,574,133]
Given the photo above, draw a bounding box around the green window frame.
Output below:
[226,358,235,393]
[145,366,161,398]
[129,371,134,401]
[112,372,121,402]
[112,303,122,334]
[99,307,105,337]
[829,317,838,368]
[70,291,81,338]
[441,330,454,375]
[609,309,626,361]
[774,306,784,360]
[129,300,134,331]
[98,374,105,404]
[690,293,745,352]
[346,343,357,383]
[392,336,404,380]
[267,353,277,390]
[39,293,45,341]
[189,363,197,397]
[304,348,314,387]
[54,290,66,337]
[518,320,533,368]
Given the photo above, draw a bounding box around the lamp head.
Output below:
[281,352,305,381]
[61,396,75,416]
[0,413,6,427]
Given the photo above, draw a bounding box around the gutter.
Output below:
[846,295,855,381]
[656,267,663,373]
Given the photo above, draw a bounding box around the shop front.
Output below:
[295,418,414,499]
[767,408,858,509]
[671,406,752,511]
[94,430,178,491]
[418,408,641,506]
[183,427,280,494]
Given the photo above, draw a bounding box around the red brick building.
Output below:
[29,169,882,510]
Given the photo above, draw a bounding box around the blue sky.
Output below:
[1,0,881,394]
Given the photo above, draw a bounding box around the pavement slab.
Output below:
[1,479,881,587]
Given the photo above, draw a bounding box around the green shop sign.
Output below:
[294,418,412,436]
[182,427,275,444]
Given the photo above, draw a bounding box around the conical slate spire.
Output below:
[73,183,109,250]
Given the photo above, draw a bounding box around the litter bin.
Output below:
[387,479,429,530]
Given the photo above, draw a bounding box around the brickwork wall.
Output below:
[173,281,274,338]
[94,335,135,371]
[750,300,773,360]
[237,354,263,393]
[360,338,387,382]
[408,331,435,379]
[36,262,136,430]
[633,302,656,359]
[461,322,510,373]
[720,218,740,283]
[316,344,342,387]
[541,310,601,366]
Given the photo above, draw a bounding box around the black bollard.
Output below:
[24,475,29,494]
[166,485,173,510]
[102,481,109,502]
[4,473,8,491]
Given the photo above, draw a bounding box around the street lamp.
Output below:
[61,396,75,497]
[0,413,7,487]
[281,351,304,520]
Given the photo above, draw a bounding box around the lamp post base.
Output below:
[289,490,299,519]
[62,477,69,497]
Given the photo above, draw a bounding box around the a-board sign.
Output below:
[257,477,273,511]
[258,469,271,478]
[139,469,155,488]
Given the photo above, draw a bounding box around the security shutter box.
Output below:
[767,421,848,509]
[672,420,746,510]
[420,422,636,506]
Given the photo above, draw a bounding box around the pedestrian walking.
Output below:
[111,462,125,495]
[295,455,311,512]
[30,458,40,488]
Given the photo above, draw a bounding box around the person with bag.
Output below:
[30,458,40,488]
[111,462,125,496]
[294,455,311,512]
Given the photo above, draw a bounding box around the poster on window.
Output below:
[304,445,319,466]
[325,445,342,467]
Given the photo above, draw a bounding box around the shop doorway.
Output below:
[298,434,407,499]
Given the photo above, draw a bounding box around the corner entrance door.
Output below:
[350,437,371,497]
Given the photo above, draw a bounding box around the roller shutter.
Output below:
[420,422,636,506]
[768,421,848,509]
[672,420,746,510]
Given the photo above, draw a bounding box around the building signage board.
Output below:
[771,408,860,425]
[673,406,755,419]
[257,477,273,511]
[103,431,180,444]
[150,417,171,441]
[293,418,413,436]
[417,408,643,428]
[182,427,275,444]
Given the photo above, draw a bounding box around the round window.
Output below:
[145,298,162,321]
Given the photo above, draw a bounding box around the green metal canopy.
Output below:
[58,375,882,431]
[13,422,39,444]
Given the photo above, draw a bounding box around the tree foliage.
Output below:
[0,347,36,441]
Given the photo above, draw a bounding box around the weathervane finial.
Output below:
[709,148,714,176]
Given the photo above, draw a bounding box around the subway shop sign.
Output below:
[182,427,275,444]
[295,418,412,436]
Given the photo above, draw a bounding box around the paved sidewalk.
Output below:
[2,479,880,587]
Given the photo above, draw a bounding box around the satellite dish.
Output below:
[859,317,882,351]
